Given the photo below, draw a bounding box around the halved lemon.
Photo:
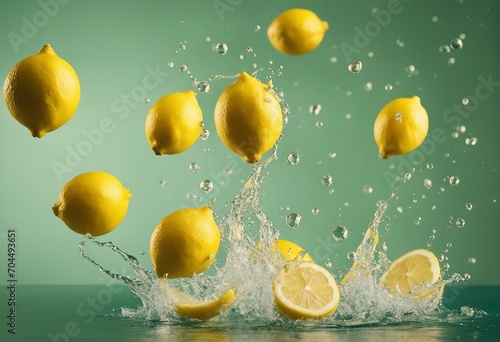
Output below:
[273,261,340,320]
[380,248,441,297]
[161,282,236,320]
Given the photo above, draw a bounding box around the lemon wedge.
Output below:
[161,283,235,320]
[380,248,442,298]
[273,261,340,320]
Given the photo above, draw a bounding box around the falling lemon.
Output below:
[214,72,282,163]
[3,44,80,138]
[374,96,429,158]
[149,206,220,279]
[145,90,203,155]
[273,261,340,320]
[267,8,329,55]
[52,171,131,236]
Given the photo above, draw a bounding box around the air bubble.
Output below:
[385,84,393,91]
[465,136,478,146]
[159,179,167,188]
[427,163,434,170]
[333,225,348,241]
[363,185,373,194]
[311,208,319,215]
[180,65,188,72]
[195,80,210,94]
[456,218,465,228]
[465,202,473,210]
[200,180,214,193]
[348,60,362,73]
[188,162,200,173]
[364,82,373,91]
[468,257,476,264]
[216,43,228,55]
[325,259,332,268]
[144,97,150,104]
[424,178,432,189]
[439,45,451,53]
[200,128,210,140]
[449,176,460,186]
[287,152,300,165]
[322,175,333,186]
[309,104,322,115]
[285,213,302,229]
[451,38,464,50]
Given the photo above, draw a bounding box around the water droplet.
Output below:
[404,173,412,181]
[330,56,338,63]
[309,104,322,115]
[159,179,167,188]
[180,64,188,72]
[348,60,362,73]
[315,122,323,128]
[439,45,451,53]
[285,213,302,229]
[186,192,197,200]
[238,55,244,60]
[167,61,174,68]
[246,47,253,53]
[311,208,320,215]
[328,189,335,195]
[465,202,473,210]
[194,80,210,94]
[325,259,332,268]
[448,57,456,66]
[456,218,465,228]
[347,251,356,260]
[144,97,150,104]
[465,136,478,146]
[449,176,460,186]
[200,128,210,140]
[333,225,348,241]
[363,185,373,194]
[254,25,261,32]
[438,254,445,262]
[200,180,214,193]
[414,219,420,225]
[322,175,333,186]
[188,162,200,173]
[451,38,463,50]
[287,152,300,165]
[461,97,469,105]
[457,125,466,133]
[216,42,228,55]
[424,178,432,189]
[468,257,476,264]
[446,242,453,248]
[432,16,438,22]
[397,206,404,214]
[427,163,434,170]
[345,113,352,120]
[451,131,459,138]
[364,82,373,91]
[395,113,403,122]
[385,84,393,91]
[464,273,471,280]
[329,152,337,158]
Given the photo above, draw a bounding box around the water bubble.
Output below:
[395,113,403,122]
[414,219,420,225]
[449,176,460,186]
[188,162,200,173]
[200,128,210,140]
[451,131,459,138]
[287,152,300,165]
[347,251,356,260]
[424,178,432,189]
[461,97,469,105]
[216,42,228,55]
[167,61,174,68]
[223,167,233,176]
[180,65,188,72]
[246,47,253,53]
[139,250,145,256]
[468,257,476,264]
[325,259,332,268]
[364,82,373,91]
[397,206,404,214]
[309,104,322,115]
[451,38,464,50]
[457,125,466,133]
[159,179,167,188]
[238,55,244,60]
[438,254,445,262]
[322,175,333,186]
[311,208,320,215]
[328,189,335,195]
[466,202,473,210]
[439,45,451,53]
[456,218,465,228]
[368,51,374,57]
[448,57,456,66]
[330,56,338,63]
[144,97,150,104]
[195,80,210,94]
[465,136,478,146]
[333,225,348,241]
[363,185,373,194]
[404,173,412,181]
[200,180,214,193]
[186,192,197,200]
[254,25,261,32]
[348,60,362,73]
[285,213,302,229]
[329,152,337,158]
[345,113,352,119]
[432,16,438,22]
[427,163,434,170]
[385,84,393,91]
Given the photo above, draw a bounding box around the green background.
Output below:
[0,0,499,286]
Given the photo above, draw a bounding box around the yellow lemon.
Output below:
[52,171,131,236]
[150,206,220,279]
[3,44,80,138]
[267,8,329,55]
[160,281,236,320]
[145,90,203,155]
[256,240,313,262]
[214,72,282,163]
[273,261,340,320]
[380,249,441,297]
[374,96,429,158]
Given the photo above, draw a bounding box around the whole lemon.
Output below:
[374,96,429,158]
[267,8,329,55]
[52,171,131,236]
[3,44,80,138]
[145,90,203,155]
[214,72,283,163]
[150,206,220,279]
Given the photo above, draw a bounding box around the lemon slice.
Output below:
[340,227,378,285]
[161,283,236,320]
[273,261,340,320]
[380,249,441,297]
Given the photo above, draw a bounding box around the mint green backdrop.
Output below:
[0,0,499,286]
